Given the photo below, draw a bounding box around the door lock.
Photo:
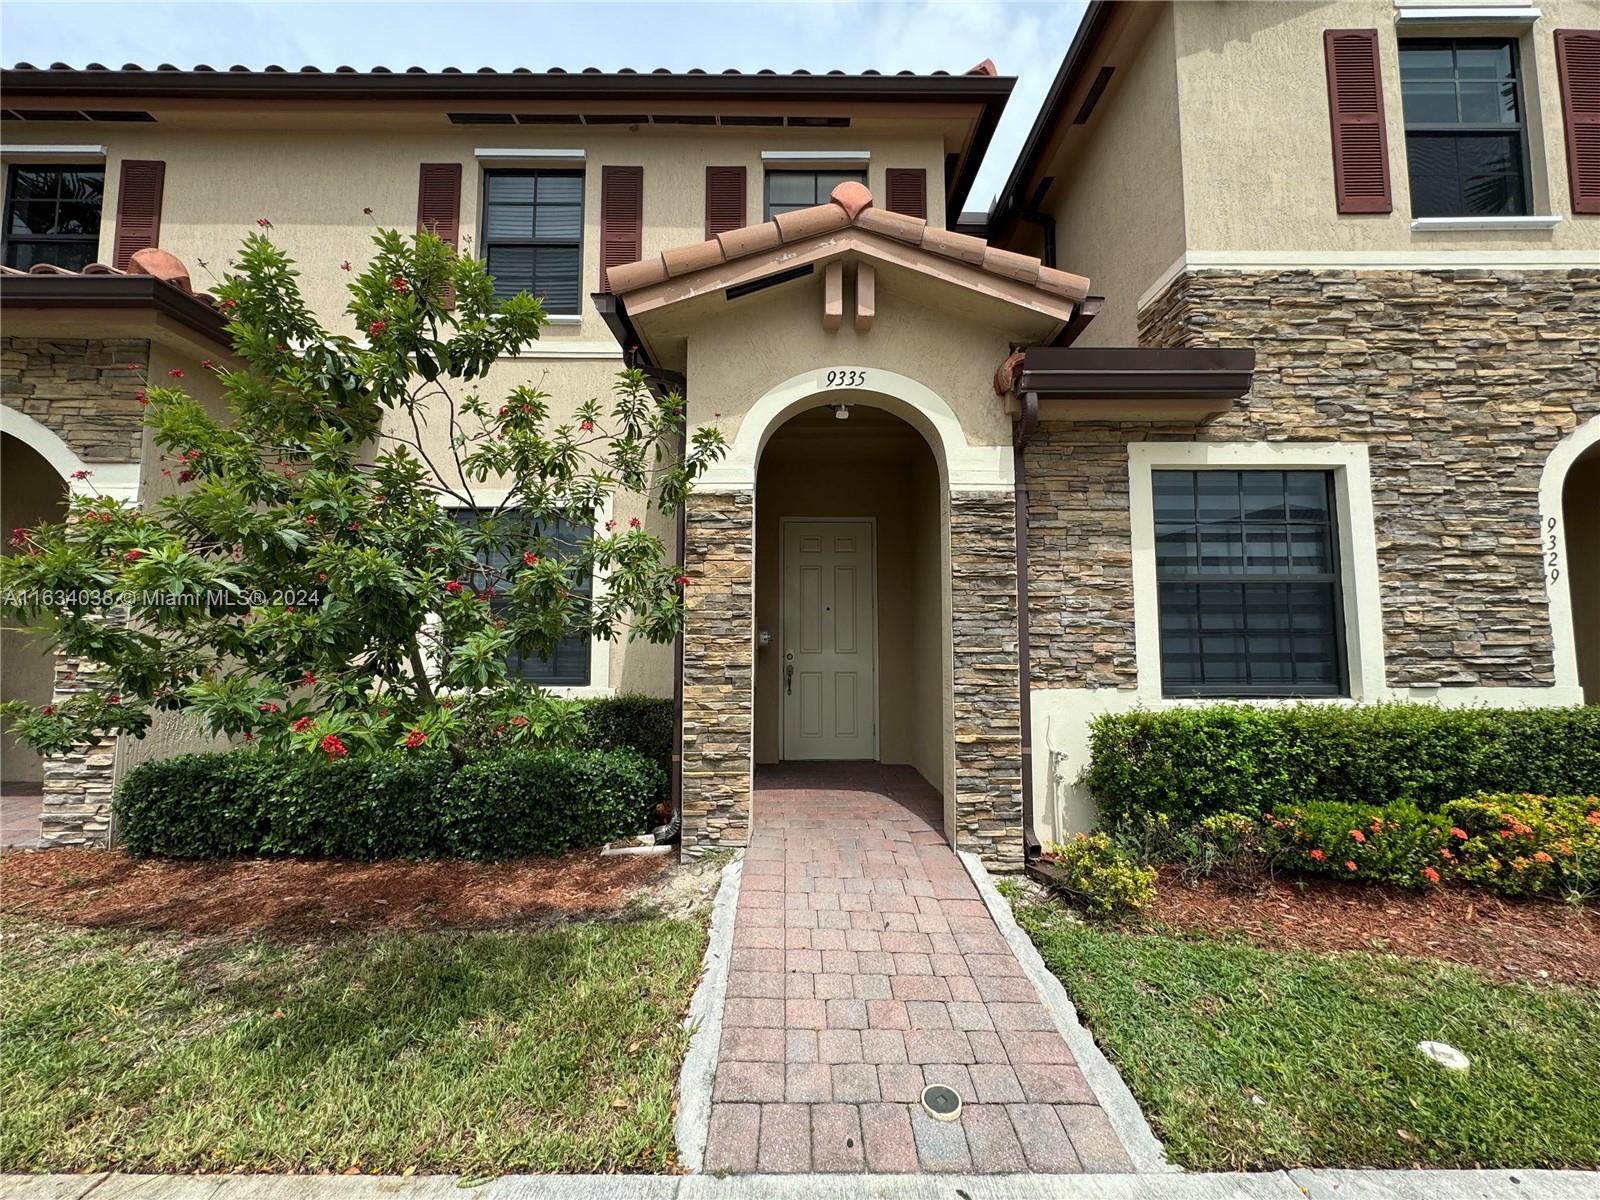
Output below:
[785,663,794,695]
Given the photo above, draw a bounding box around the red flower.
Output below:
[243,732,254,741]
[368,320,387,336]
[405,728,427,749]
[579,419,595,432]
[362,207,373,216]
[292,717,312,732]
[127,363,143,372]
[256,217,272,228]
[1451,826,1469,840]
[107,694,121,705]
[136,390,149,405]
[168,368,185,378]
[390,276,408,292]
[1534,850,1554,864]
[523,551,539,566]
[304,514,318,525]
[319,733,348,759]
[1309,848,1327,862]
[1422,866,1441,884]
[605,519,617,531]
[70,469,92,480]
[220,298,238,311]
[1587,811,1600,826]
[346,521,362,532]
[675,574,691,587]
[510,715,529,727]
[201,359,213,369]
[301,672,318,686]
[1345,860,1358,872]
[340,260,352,272]
[40,704,54,716]
[1350,829,1366,843]
[629,517,641,529]
[259,702,279,713]
[445,581,463,595]
[125,549,144,562]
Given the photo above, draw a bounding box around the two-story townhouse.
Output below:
[2,0,1596,866]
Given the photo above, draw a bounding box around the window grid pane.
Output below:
[763,169,866,219]
[482,169,583,315]
[1152,470,1346,697]
[452,510,593,687]
[2,164,104,270]
[1398,38,1528,217]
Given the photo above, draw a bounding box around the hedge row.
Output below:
[115,746,663,861]
[1087,703,1600,822]
[454,690,674,773]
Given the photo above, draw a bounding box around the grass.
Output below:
[0,916,705,1174]
[1010,895,1600,1171]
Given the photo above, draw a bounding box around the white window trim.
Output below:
[0,144,108,159]
[474,147,585,161]
[1394,7,1540,26]
[760,150,871,164]
[1411,215,1562,232]
[1126,441,1386,704]
[435,488,613,696]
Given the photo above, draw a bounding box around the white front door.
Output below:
[782,519,877,760]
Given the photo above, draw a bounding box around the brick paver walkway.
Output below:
[703,763,1135,1175]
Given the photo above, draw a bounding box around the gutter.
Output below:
[0,273,231,348]
[1012,389,1043,861]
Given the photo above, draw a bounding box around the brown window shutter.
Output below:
[1555,29,1600,215]
[417,162,463,246]
[884,168,928,219]
[600,165,644,293]
[704,166,747,238]
[1323,29,1392,214]
[112,160,165,269]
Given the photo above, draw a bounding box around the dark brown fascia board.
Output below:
[988,0,1118,235]
[4,69,1014,220]
[1017,346,1255,400]
[0,273,231,348]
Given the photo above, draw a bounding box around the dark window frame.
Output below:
[2,162,105,271]
[1152,469,1351,700]
[762,168,867,220]
[1398,36,1533,218]
[479,167,585,316]
[451,508,595,688]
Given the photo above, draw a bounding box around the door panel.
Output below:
[782,519,876,760]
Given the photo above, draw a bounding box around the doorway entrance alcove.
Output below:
[753,403,949,835]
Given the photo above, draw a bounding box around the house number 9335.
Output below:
[824,369,868,388]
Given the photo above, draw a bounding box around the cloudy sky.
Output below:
[0,0,1088,211]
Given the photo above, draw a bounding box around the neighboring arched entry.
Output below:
[1564,438,1600,703]
[1,432,69,789]
[752,401,952,833]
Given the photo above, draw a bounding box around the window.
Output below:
[763,169,866,219]
[453,510,593,686]
[3,164,104,271]
[481,170,583,314]
[1153,470,1347,697]
[1399,38,1531,217]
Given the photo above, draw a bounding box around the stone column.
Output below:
[680,489,755,854]
[949,490,1023,870]
[40,646,119,846]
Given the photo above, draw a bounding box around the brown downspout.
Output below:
[668,422,687,846]
[1013,390,1042,860]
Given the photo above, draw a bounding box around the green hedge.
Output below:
[114,746,662,861]
[1087,703,1600,822]
[452,688,673,771]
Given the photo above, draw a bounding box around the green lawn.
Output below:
[0,916,705,1174]
[1010,895,1600,1171]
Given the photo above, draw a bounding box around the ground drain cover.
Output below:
[920,1083,962,1121]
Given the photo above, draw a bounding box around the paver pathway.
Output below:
[703,763,1136,1175]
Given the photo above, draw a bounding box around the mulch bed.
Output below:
[0,847,667,938]
[1143,867,1600,989]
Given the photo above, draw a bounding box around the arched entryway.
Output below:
[753,401,950,836]
[1564,437,1600,704]
[1,432,69,797]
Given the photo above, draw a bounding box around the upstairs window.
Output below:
[3,164,104,271]
[1399,38,1530,217]
[453,509,594,688]
[482,169,583,315]
[763,169,866,220]
[1153,470,1347,698]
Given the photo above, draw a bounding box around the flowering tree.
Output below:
[0,227,723,760]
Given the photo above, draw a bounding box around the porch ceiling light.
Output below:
[833,404,850,420]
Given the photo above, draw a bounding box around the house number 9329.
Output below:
[1546,515,1560,584]
[825,369,868,388]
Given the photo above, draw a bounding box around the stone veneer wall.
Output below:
[949,491,1023,869]
[40,644,121,846]
[680,489,755,854]
[2,338,151,462]
[1025,268,1600,691]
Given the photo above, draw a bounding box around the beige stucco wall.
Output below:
[1171,0,1600,254]
[751,410,942,781]
[1041,2,1188,347]
[1567,446,1600,704]
[1,435,68,785]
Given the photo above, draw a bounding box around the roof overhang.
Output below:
[1011,346,1255,422]
[0,273,232,350]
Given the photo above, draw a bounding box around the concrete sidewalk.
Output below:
[9,1169,1598,1199]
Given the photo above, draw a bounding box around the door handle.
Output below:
[785,663,793,695]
